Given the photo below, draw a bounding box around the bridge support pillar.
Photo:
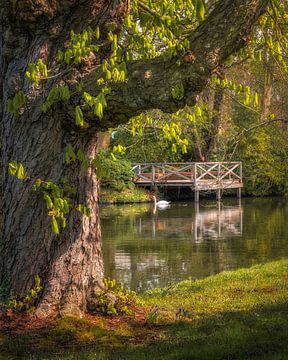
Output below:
[237,188,241,198]
[216,189,221,202]
[194,191,199,203]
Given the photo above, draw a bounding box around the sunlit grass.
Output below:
[1,259,288,359]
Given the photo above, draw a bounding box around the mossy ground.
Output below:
[1,259,288,359]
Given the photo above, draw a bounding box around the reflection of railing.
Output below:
[137,202,243,242]
[132,162,243,192]
[194,204,243,242]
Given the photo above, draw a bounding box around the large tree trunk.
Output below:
[0,72,104,316]
[0,1,124,316]
[0,0,269,316]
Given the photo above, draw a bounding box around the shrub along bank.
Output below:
[95,151,150,204]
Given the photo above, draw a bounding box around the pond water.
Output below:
[100,197,288,293]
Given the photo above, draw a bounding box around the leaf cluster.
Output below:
[7,91,26,117]
[57,27,100,65]
[42,85,71,113]
[25,59,48,87]
[7,276,42,313]
[8,161,26,180]
[95,277,140,316]
[34,179,71,234]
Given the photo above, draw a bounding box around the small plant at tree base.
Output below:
[7,276,42,313]
[146,304,160,323]
[175,307,190,320]
[95,277,140,316]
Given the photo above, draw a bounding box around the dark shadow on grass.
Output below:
[1,301,288,360]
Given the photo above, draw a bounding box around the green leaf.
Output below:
[16,163,26,179]
[44,193,53,209]
[65,144,77,164]
[83,92,95,107]
[196,0,205,20]
[60,85,71,101]
[61,216,67,229]
[51,216,60,235]
[95,26,100,40]
[57,50,63,62]
[75,106,84,127]
[8,161,18,175]
[94,102,103,119]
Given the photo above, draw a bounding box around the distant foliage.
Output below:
[240,130,288,196]
[111,127,185,163]
[93,151,135,191]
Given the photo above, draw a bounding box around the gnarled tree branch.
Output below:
[77,0,269,130]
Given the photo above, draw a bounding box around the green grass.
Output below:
[1,259,288,359]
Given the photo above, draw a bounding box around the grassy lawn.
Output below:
[1,259,288,359]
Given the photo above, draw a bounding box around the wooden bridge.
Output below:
[132,162,243,201]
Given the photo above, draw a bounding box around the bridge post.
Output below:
[194,190,199,203]
[237,188,241,198]
[216,189,221,201]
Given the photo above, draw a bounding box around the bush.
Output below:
[93,151,135,191]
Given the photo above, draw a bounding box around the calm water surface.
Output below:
[100,197,288,292]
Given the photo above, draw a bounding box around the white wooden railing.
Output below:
[132,162,242,190]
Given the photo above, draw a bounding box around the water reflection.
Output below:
[100,198,288,292]
[139,202,243,242]
[194,202,242,241]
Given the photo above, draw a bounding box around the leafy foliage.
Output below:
[34,179,72,234]
[8,161,27,180]
[7,276,42,313]
[8,162,91,235]
[92,151,135,191]
[7,91,26,117]
[57,27,100,65]
[41,85,71,113]
[95,277,140,316]
[171,83,184,100]
[25,59,48,87]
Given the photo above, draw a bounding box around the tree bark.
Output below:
[0,0,269,316]
[205,79,225,160]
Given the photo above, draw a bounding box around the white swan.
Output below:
[152,195,171,207]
